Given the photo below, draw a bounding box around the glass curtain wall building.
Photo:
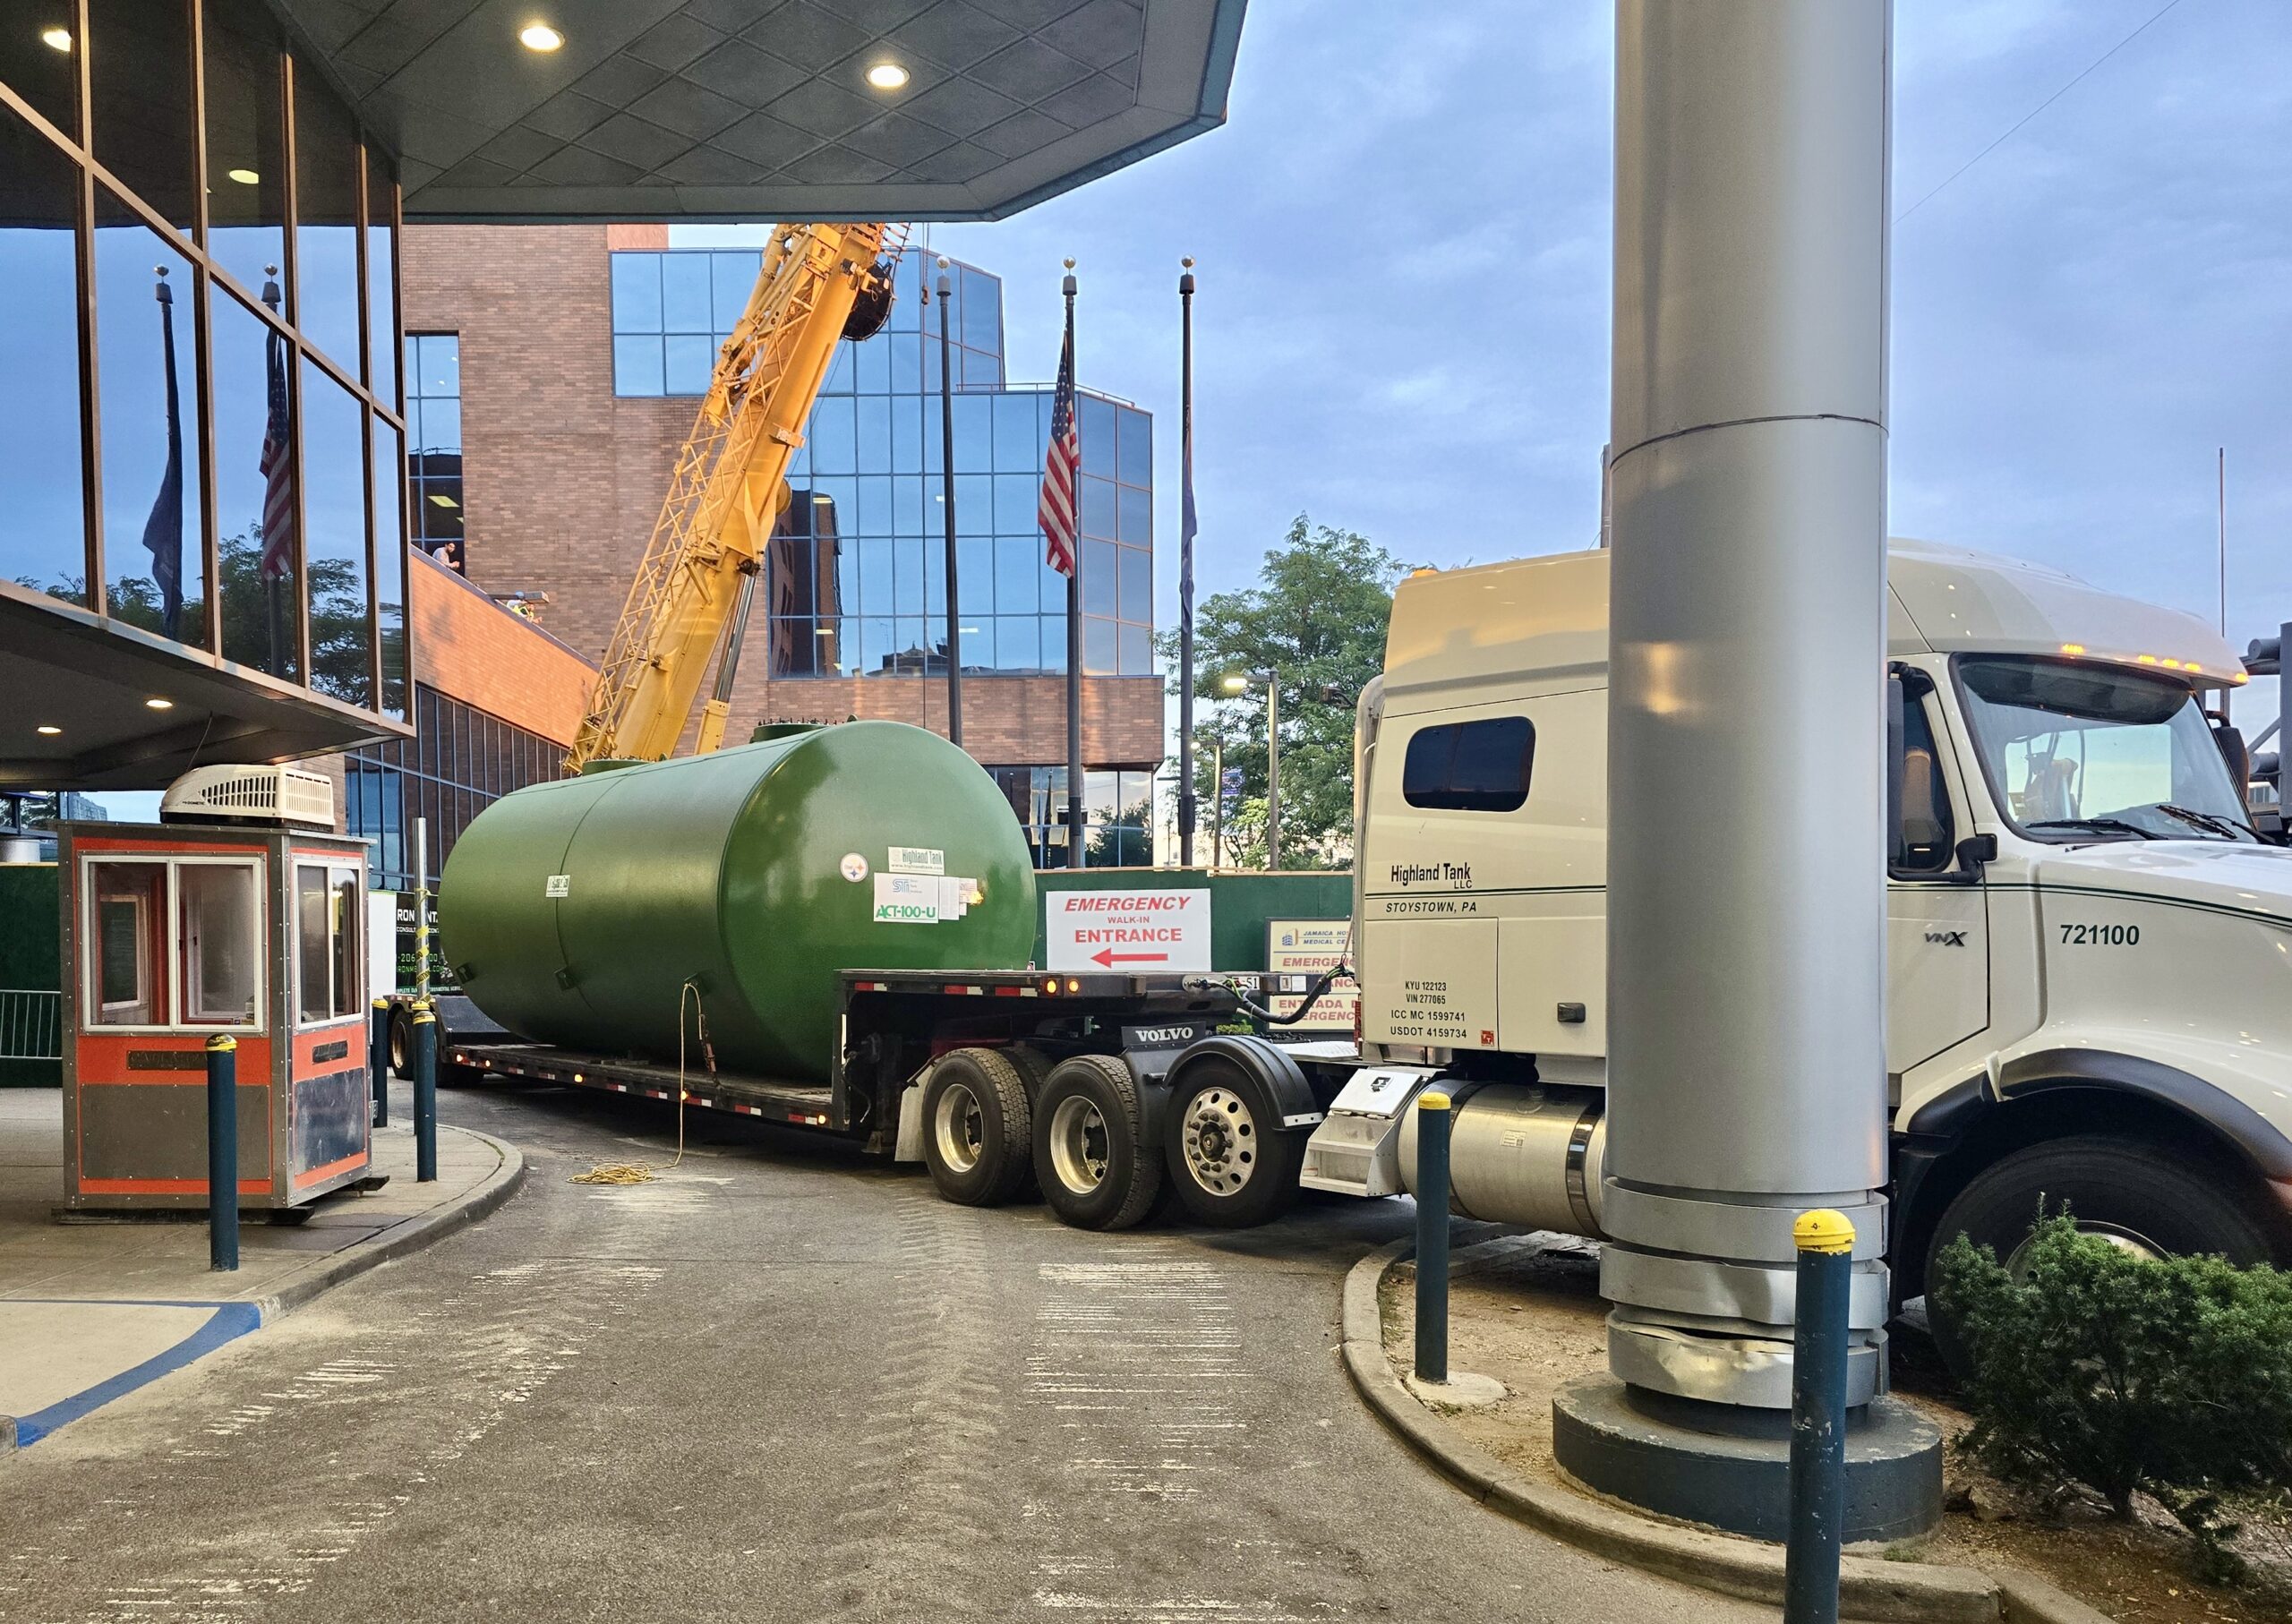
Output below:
[344,684,565,892]
[608,245,1155,685]
[0,0,408,720]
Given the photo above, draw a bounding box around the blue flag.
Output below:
[140,270,184,639]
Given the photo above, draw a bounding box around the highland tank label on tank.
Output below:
[887,847,945,876]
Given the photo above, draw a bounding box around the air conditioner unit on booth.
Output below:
[159,764,335,830]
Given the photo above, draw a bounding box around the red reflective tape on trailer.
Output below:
[993,986,1025,997]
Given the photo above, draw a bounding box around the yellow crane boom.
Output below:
[566,222,903,773]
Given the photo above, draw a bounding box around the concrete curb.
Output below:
[252,1124,526,1323]
[1340,1237,2113,1624]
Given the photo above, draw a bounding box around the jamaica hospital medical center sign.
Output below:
[1045,889,1212,973]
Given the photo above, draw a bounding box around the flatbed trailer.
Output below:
[432,968,1374,1230]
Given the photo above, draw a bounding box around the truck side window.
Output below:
[1403,716,1535,812]
[1898,697,1955,873]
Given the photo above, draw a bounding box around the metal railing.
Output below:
[0,989,62,1062]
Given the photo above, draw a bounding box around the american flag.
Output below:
[1038,314,1079,577]
[257,321,295,581]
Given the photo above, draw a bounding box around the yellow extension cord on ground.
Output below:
[569,980,706,1185]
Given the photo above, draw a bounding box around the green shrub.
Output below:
[1931,1212,2292,1584]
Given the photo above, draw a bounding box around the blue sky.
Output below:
[919,0,2292,717]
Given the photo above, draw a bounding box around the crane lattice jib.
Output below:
[566,222,902,772]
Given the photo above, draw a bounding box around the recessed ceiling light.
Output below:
[518,21,562,51]
[428,492,459,509]
[865,61,909,90]
[145,697,175,710]
[40,26,70,52]
[227,167,260,184]
[36,724,61,736]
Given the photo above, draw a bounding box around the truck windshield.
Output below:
[1955,656,2257,843]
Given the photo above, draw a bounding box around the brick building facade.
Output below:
[401,223,1164,864]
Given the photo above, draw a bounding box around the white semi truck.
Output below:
[908,537,2292,1329]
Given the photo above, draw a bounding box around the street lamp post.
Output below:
[1222,671,1278,870]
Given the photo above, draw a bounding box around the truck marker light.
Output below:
[1067,979,1082,994]
[2059,643,2086,655]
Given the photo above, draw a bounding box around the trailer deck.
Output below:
[440,1040,838,1127]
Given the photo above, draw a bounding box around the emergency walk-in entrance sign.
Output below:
[1045,889,1212,973]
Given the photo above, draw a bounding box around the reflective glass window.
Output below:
[892,474,924,536]
[857,395,890,466]
[956,538,992,614]
[1117,544,1150,624]
[1117,406,1152,487]
[94,200,208,645]
[1118,621,1150,676]
[710,251,756,329]
[662,253,711,332]
[1082,539,1116,617]
[302,356,371,705]
[891,536,923,614]
[957,617,993,670]
[90,0,197,233]
[293,72,361,366]
[0,107,89,607]
[614,335,663,396]
[372,417,406,718]
[211,286,299,680]
[808,397,854,474]
[890,331,921,394]
[365,150,398,406]
[951,393,990,471]
[1083,614,1116,676]
[992,474,1035,534]
[960,345,998,389]
[856,474,891,535]
[611,252,661,332]
[1041,613,1067,673]
[854,330,889,392]
[1078,395,1116,478]
[1118,483,1151,546]
[5,4,81,136]
[994,537,1038,612]
[1080,474,1116,541]
[203,0,286,300]
[954,474,991,539]
[406,333,460,569]
[993,392,1037,472]
[663,332,713,395]
[960,267,998,353]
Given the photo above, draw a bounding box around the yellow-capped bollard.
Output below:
[205,1034,239,1271]
[371,996,391,1127]
[412,1000,438,1183]
[1414,1090,1454,1383]
[1785,1208,1856,1624]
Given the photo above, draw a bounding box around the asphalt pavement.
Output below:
[0,1080,1765,1622]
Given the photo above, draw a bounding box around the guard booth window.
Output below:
[295,864,363,1022]
[1403,716,1536,812]
[84,858,262,1030]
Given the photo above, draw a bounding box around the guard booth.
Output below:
[58,766,372,1213]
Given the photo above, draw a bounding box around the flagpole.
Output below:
[934,258,962,747]
[1176,259,1197,868]
[1063,261,1085,869]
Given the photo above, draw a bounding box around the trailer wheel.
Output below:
[920,1048,1034,1207]
[1163,1056,1303,1228]
[1923,1133,2279,1380]
[387,1007,412,1077]
[1033,1054,1162,1231]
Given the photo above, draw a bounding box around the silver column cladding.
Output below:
[1603,0,1894,1407]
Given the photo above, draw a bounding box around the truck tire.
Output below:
[920,1047,1034,1207]
[1163,1055,1303,1228]
[1033,1054,1162,1231]
[1923,1134,2279,1378]
[387,1007,413,1077]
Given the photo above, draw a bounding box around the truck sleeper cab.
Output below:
[1329,538,2292,1328]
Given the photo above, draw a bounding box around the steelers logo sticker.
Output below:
[840,852,869,883]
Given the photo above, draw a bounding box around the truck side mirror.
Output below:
[1955,833,1998,875]
[2212,720,2251,795]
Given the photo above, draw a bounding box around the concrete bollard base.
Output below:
[1552,1373,1941,1546]
[1405,1369,1508,1409]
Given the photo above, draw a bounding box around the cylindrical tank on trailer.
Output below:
[439,722,1039,1081]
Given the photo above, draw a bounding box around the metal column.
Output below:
[1603,0,1894,1409]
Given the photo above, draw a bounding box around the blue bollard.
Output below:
[413,1000,438,1183]
[1784,1208,1856,1624]
[370,997,390,1128]
[1414,1090,1453,1384]
[205,1034,239,1272]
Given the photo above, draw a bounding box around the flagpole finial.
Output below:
[1063,257,1075,270]
[1181,256,1194,269]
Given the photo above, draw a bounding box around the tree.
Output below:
[1159,516,1409,869]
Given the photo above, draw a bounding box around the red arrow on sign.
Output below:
[1091,948,1168,967]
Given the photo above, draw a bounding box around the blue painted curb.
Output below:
[5,1300,261,1449]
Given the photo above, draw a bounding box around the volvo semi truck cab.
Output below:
[1319,537,2292,1313]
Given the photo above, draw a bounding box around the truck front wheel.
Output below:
[1163,1058,1303,1228]
[920,1048,1034,1207]
[1923,1133,2280,1376]
[1033,1055,1162,1231]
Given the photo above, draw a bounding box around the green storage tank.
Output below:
[439,722,1039,1081]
